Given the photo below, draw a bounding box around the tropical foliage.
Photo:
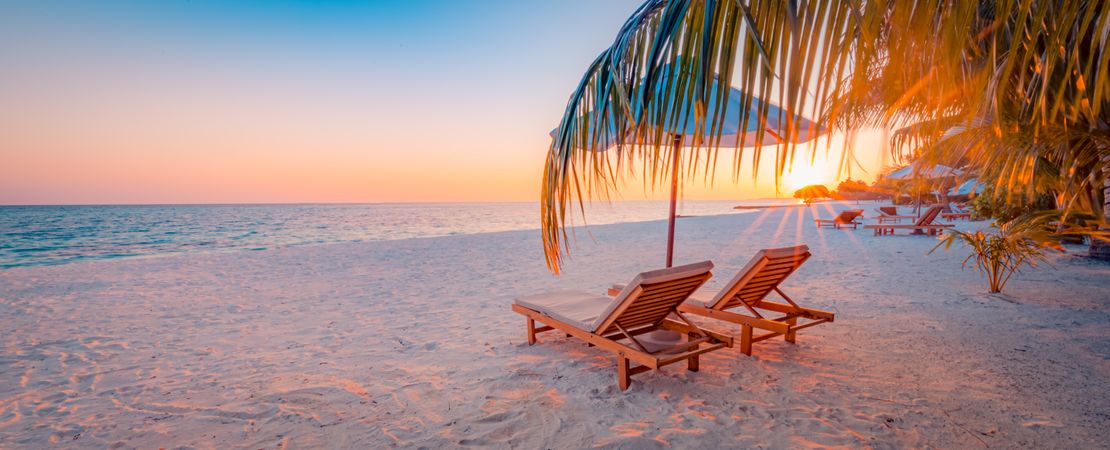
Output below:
[970,187,1055,223]
[792,184,829,203]
[543,0,1110,272]
[831,179,886,201]
[865,1,1110,237]
[931,217,1053,294]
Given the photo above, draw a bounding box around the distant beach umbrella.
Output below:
[550,70,824,268]
[884,162,964,215]
[884,163,963,181]
[948,178,986,197]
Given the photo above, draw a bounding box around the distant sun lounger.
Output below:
[874,206,916,224]
[814,209,864,229]
[667,245,834,356]
[864,205,954,235]
[941,202,972,221]
[512,261,732,390]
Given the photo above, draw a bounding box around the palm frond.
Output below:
[542,0,857,272]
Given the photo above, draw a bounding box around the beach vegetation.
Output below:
[793,184,830,203]
[934,211,1110,293]
[970,187,1056,224]
[933,217,1054,293]
[831,179,887,201]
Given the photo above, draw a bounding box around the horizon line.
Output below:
[0,197,789,208]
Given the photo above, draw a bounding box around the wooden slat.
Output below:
[790,318,831,331]
[741,280,787,290]
[761,261,802,271]
[620,301,685,315]
[752,300,835,320]
[615,304,689,322]
[766,256,805,264]
[601,325,658,341]
[512,304,659,367]
[617,312,677,327]
[754,268,797,279]
[751,331,783,343]
[656,342,729,367]
[657,319,733,347]
[748,267,795,280]
[677,303,790,334]
[596,273,710,335]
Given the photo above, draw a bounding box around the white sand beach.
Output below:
[2,204,1108,448]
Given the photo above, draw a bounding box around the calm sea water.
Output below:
[0,201,793,268]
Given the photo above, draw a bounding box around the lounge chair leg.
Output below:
[740,325,753,356]
[784,317,797,344]
[526,318,536,345]
[618,356,631,391]
[686,332,699,372]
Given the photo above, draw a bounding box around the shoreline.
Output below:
[0,205,760,271]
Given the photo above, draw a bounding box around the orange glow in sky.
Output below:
[0,1,887,205]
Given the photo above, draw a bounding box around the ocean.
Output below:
[0,200,800,268]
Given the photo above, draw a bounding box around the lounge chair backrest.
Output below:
[592,261,713,335]
[879,206,898,216]
[709,245,810,310]
[915,206,943,226]
[835,210,864,223]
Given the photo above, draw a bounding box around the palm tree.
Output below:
[868,1,1110,258]
[543,0,1110,272]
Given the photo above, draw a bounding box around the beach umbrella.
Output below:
[884,163,963,180]
[883,163,964,214]
[551,75,824,267]
[948,178,986,197]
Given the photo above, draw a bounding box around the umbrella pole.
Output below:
[666,134,681,268]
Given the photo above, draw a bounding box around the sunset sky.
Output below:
[0,0,888,205]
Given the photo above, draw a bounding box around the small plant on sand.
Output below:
[931,216,1055,293]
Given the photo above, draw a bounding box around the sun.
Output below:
[782,163,828,193]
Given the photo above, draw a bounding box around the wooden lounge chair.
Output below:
[814,209,864,229]
[873,206,916,224]
[863,205,954,236]
[672,245,834,356]
[512,261,732,390]
[941,202,972,221]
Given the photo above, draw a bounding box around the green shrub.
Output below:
[969,187,1054,222]
[931,218,1052,293]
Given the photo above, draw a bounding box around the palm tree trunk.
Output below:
[1091,156,1110,260]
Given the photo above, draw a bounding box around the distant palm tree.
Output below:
[542,0,1109,272]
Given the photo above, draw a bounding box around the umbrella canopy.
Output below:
[550,71,824,268]
[884,163,963,180]
[948,178,986,196]
[551,76,824,149]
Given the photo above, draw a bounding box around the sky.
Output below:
[0,0,888,205]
